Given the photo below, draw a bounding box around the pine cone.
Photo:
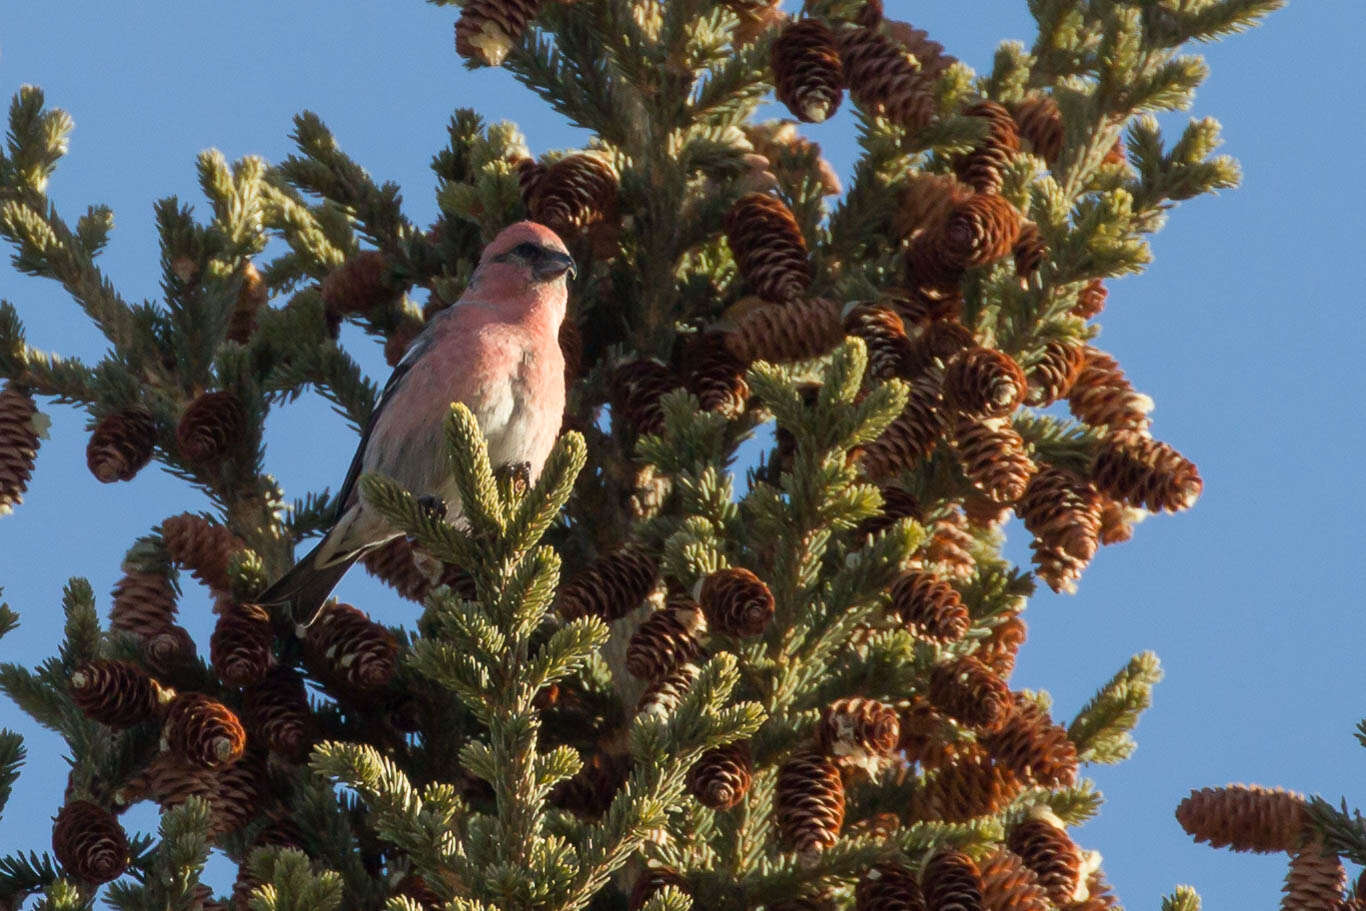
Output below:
[905,231,966,298]
[552,750,631,818]
[1011,222,1047,278]
[226,260,268,343]
[629,867,691,911]
[364,536,439,602]
[928,656,1012,732]
[0,383,41,514]
[944,347,1026,418]
[384,318,423,368]
[1093,432,1201,513]
[243,666,314,762]
[893,173,971,244]
[977,614,1026,679]
[528,153,619,237]
[1071,280,1107,318]
[724,193,812,303]
[1097,495,1137,546]
[772,19,844,123]
[922,849,983,911]
[52,800,129,884]
[557,546,660,622]
[163,692,247,770]
[321,250,398,319]
[142,625,198,676]
[888,570,968,643]
[835,25,937,129]
[176,391,247,465]
[940,195,1023,271]
[857,373,945,481]
[1006,814,1082,906]
[952,416,1035,504]
[776,748,845,856]
[1070,869,1120,911]
[977,849,1050,911]
[1025,340,1085,406]
[117,751,255,836]
[907,748,1021,822]
[885,21,956,81]
[1067,348,1152,433]
[818,697,900,765]
[638,662,699,717]
[627,601,705,680]
[211,752,266,834]
[846,811,901,840]
[730,0,786,47]
[699,567,774,637]
[1011,94,1064,166]
[1016,466,1102,593]
[210,602,274,687]
[855,486,922,539]
[161,512,246,593]
[682,332,750,417]
[69,659,168,728]
[514,155,547,205]
[979,696,1078,787]
[843,303,912,380]
[725,297,843,365]
[304,602,399,693]
[741,121,843,197]
[455,0,543,67]
[111,569,180,638]
[686,741,753,810]
[1281,844,1346,911]
[896,695,965,770]
[921,508,977,581]
[954,100,1021,194]
[87,407,157,483]
[1175,784,1309,853]
[856,862,925,911]
[612,359,680,436]
[903,319,975,379]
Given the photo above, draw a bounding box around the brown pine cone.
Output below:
[920,509,977,581]
[0,383,41,514]
[1092,432,1201,513]
[903,319,975,379]
[142,625,198,675]
[854,486,922,539]
[954,100,1021,194]
[528,153,619,238]
[611,358,680,436]
[161,512,246,593]
[940,195,1023,271]
[211,752,266,835]
[724,193,812,303]
[952,416,1035,504]
[979,696,1078,787]
[922,849,983,911]
[907,748,1021,822]
[638,662,699,716]
[1097,495,1136,546]
[1012,94,1064,166]
[116,752,249,836]
[888,570,968,643]
[905,231,965,299]
[893,173,971,244]
[552,750,631,818]
[857,373,945,481]
[1067,347,1152,433]
[944,347,1026,418]
[977,614,1026,679]
[686,741,753,810]
[70,659,169,728]
[741,121,843,197]
[304,602,399,693]
[243,666,313,762]
[1071,279,1108,318]
[627,601,705,680]
[321,250,398,319]
[698,567,774,637]
[856,862,925,911]
[844,303,912,380]
[1016,465,1102,564]
[928,656,1012,733]
[835,25,937,129]
[725,297,843,365]
[209,601,273,687]
[1175,784,1309,853]
[1011,221,1047,278]
[1025,340,1085,406]
[226,260,268,343]
[681,332,750,417]
[52,800,129,884]
[176,391,246,465]
[111,569,180,638]
[1069,870,1120,911]
[776,748,845,856]
[455,0,543,67]
[977,849,1049,911]
[1281,844,1346,911]
[629,867,691,911]
[363,536,432,602]
[896,695,965,770]
[772,19,844,123]
[846,811,901,840]
[163,692,247,770]
[731,0,786,47]
[818,697,900,765]
[87,407,157,483]
[1006,814,1083,906]
[885,21,957,80]
[557,546,659,622]
[514,155,547,206]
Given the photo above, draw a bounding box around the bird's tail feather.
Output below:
[258,538,360,627]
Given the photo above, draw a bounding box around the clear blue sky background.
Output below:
[2,2,1363,907]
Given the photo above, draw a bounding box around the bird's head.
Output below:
[477,221,576,287]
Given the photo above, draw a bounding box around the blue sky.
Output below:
[2,1,1363,906]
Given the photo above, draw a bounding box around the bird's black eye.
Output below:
[513,242,541,259]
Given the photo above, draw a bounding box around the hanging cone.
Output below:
[626,601,705,681]
[818,697,900,765]
[939,194,1023,270]
[896,695,968,770]
[210,601,274,687]
[730,0,786,47]
[857,373,945,481]
[303,602,399,693]
[226,260,268,343]
[944,347,1026,418]
[1015,466,1102,593]
[111,569,180,638]
[556,546,660,622]
[884,21,957,81]
[1281,844,1346,911]
[176,391,246,465]
[772,19,845,123]
[243,666,314,762]
[1097,495,1138,546]
[681,331,750,417]
[611,359,680,436]
[1006,813,1083,906]
[514,155,547,207]
[0,383,41,515]
[1071,869,1120,911]
[724,297,843,365]
[52,800,129,884]
[142,625,198,676]
[1071,279,1107,318]
[888,570,968,643]
[979,695,1078,787]
[1175,784,1309,853]
[1067,347,1152,433]
[698,567,775,637]
[160,512,247,593]
[210,752,266,835]
[455,0,544,66]
[1012,94,1064,166]
[928,656,1012,733]
[902,319,975,379]
[907,747,1021,822]
[951,416,1035,504]
[1092,432,1201,513]
[855,862,924,911]
[905,230,966,299]
[977,614,1026,679]
[920,508,977,581]
[954,100,1021,194]
[834,26,937,129]
[629,868,691,911]
[527,153,619,238]
[70,660,170,728]
[1011,221,1047,279]
[922,849,983,911]
[776,748,845,856]
[116,751,252,836]
[977,849,1050,911]
[637,662,699,717]
[686,741,753,810]
[724,193,812,303]
[843,303,912,380]
[893,173,971,244]
[321,250,399,320]
[163,692,247,770]
[1025,339,1085,406]
[87,407,157,483]
[364,536,435,602]
[551,749,632,818]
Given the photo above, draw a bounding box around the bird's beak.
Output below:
[535,251,577,281]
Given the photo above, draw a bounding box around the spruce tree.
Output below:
[0,1,1286,909]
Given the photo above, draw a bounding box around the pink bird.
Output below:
[261,221,574,625]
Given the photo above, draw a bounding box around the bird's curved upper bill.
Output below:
[536,250,576,281]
